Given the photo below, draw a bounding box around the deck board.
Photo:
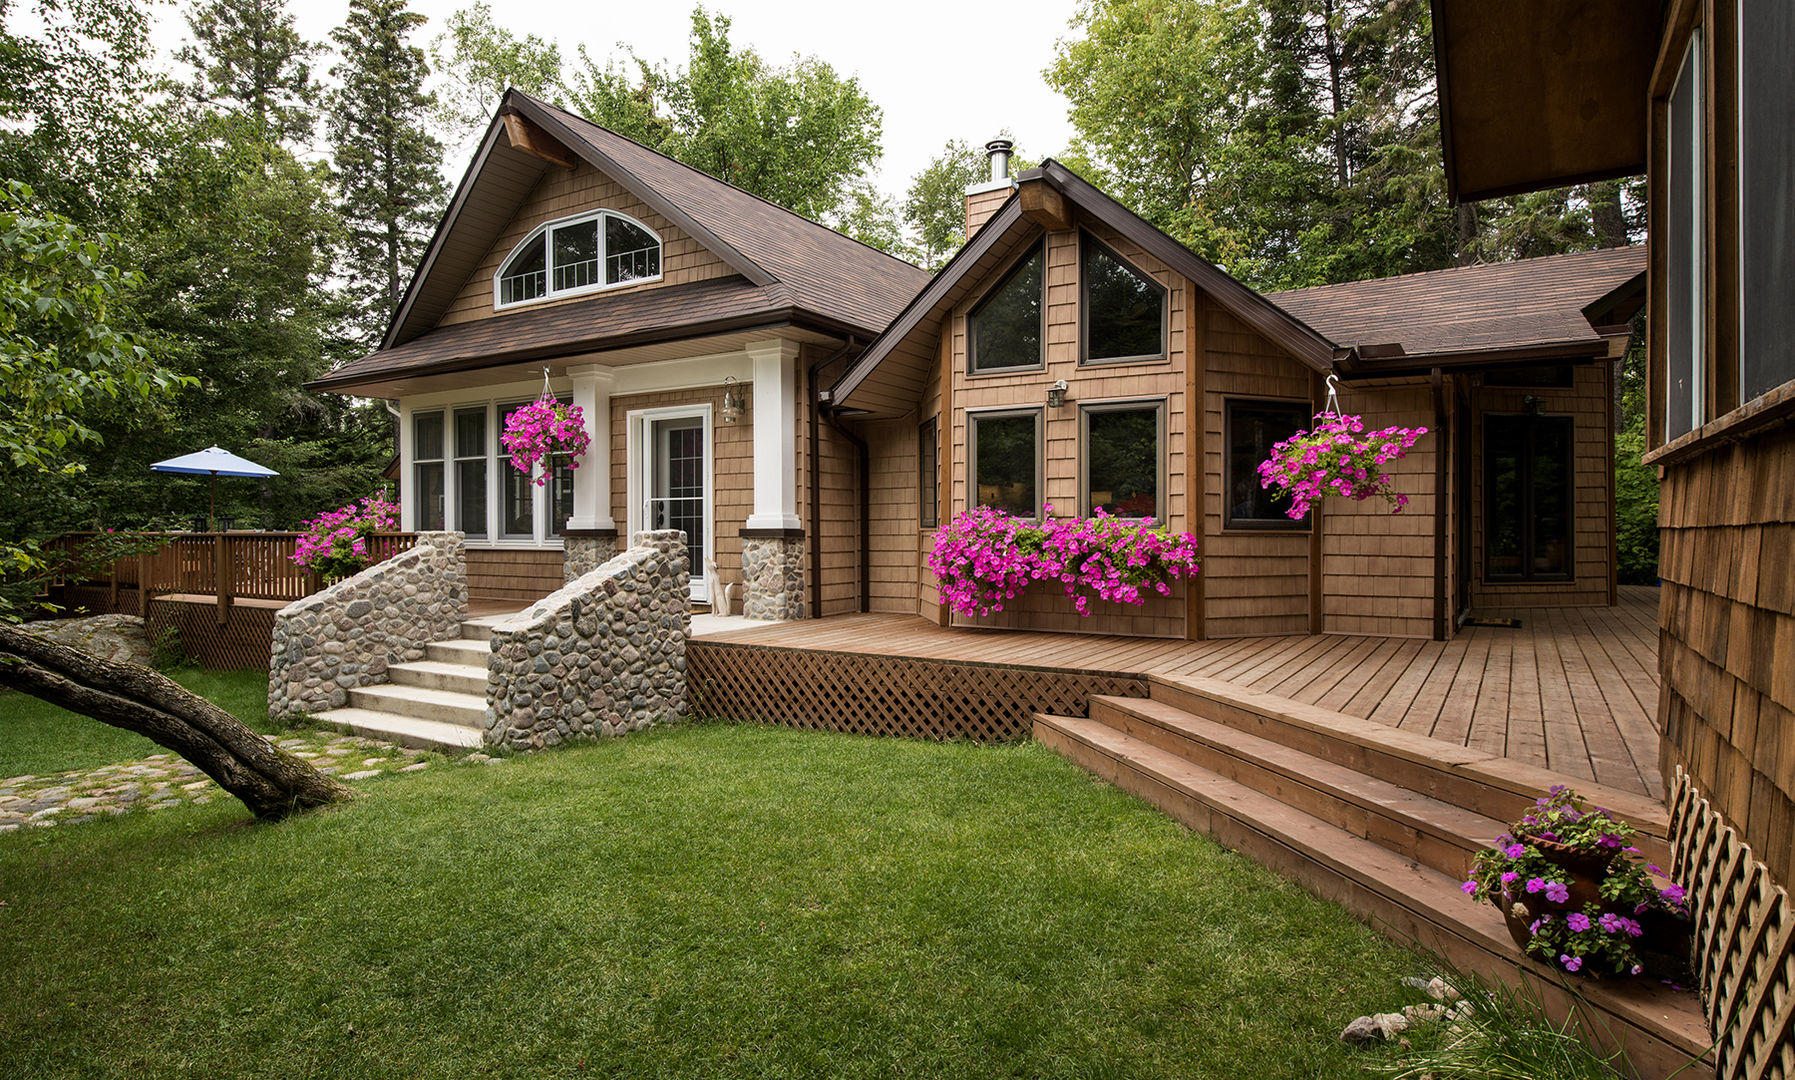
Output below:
[693,586,1665,796]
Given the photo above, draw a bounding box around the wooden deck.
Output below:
[693,586,1664,798]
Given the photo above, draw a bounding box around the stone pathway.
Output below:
[0,730,504,832]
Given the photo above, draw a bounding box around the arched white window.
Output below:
[494,209,663,309]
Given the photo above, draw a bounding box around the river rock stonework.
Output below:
[740,535,804,620]
[485,530,689,750]
[562,533,619,583]
[268,532,467,719]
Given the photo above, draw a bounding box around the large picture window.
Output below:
[968,243,1045,374]
[1081,235,1166,365]
[919,417,939,528]
[495,210,662,308]
[1224,399,1311,530]
[1665,31,1704,440]
[1739,0,1795,401]
[1082,401,1163,519]
[413,411,445,531]
[968,409,1042,519]
[1484,414,1573,581]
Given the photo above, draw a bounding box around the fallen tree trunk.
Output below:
[0,624,355,819]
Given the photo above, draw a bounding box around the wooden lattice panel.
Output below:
[688,642,1148,741]
[145,601,277,672]
[1671,769,1795,1080]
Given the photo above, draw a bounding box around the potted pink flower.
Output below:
[1256,412,1428,519]
[501,396,591,487]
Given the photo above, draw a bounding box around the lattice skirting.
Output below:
[1671,768,1795,1080]
[687,642,1148,741]
[59,585,140,617]
[145,601,276,671]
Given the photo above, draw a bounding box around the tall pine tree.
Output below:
[327,0,446,346]
[176,0,319,145]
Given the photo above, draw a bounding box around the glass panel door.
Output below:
[645,415,707,601]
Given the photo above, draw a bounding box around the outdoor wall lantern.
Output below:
[1523,394,1545,416]
[1046,379,1070,409]
[721,376,746,424]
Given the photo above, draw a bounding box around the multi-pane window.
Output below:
[413,411,445,531]
[453,407,487,539]
[1224,399,1311,529]
[1485,414,1574,581]
[1739,0,1795,401]
[1082,236,1165,364]
[968,243,1045,373]
[1083,402,1163,519]
[969,409,1042,519]
[499,400,535,539]
[548,453,575,534]
[1665,31,1704,440]
[496,211,662,308]
[919,417,939,528]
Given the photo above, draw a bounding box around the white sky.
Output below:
[148,0,1085,203]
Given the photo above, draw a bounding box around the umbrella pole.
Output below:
[210,473,217,532]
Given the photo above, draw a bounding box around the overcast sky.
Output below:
[149,0,1085,203]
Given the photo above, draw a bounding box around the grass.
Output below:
[0,720,1436,1080]
[0,668,275,778]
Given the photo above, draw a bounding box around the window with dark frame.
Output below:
[1665,30,1704,441]
[968,243,1045,373]
[1223,399,1312,530]
[1483,365,1575,388]
[1081,235,1166,365]
[1484,413,1574,581]
[1082,401,1163,519]
[1739,0,1795,401]
[413,411,445,531]
[969,410,1041,519]
[919,417,939,528]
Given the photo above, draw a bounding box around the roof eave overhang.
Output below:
[1337,338,1612,379]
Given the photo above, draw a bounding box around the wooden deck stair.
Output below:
[311,616,506,751]
[1037,673,1709,1080]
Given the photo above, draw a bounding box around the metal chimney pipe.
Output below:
[985,139,1014,183]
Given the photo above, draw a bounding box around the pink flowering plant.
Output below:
[928,504,1199,618]
[290,493,400,582]
[1462,786,1690,978]
[1256,412,1428,519]
[501,397,590,487]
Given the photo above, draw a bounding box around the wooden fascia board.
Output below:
[1337,339,1610,378]
[380,117,514,351]
[1039,162,1339,372]
[500,111,576,168]
[1430,0,1464,205]
[1017,177,1072,231]
[830,198,1027,406]
[508,94,778,289]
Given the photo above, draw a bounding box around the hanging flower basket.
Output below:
[928,504,1199,618]
[501,396,591,488]
[291,493,401,583]
[1256,410,1429,520]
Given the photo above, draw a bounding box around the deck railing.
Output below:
[44,531,420,623]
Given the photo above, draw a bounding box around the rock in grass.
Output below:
[1341,1016,1383,1045]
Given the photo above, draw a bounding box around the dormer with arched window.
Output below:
[494,209,663,309]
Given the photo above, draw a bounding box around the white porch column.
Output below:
[743,339,802,532]
[565,364,616,532]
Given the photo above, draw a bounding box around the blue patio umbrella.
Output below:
[150,446,279,530]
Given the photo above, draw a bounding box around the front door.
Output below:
[643,413,709,602]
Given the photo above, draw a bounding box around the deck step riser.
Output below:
[345,687,485,728]
[1034,716,1707,1080]
[1089,699,1487,880]
[386,665,487,696]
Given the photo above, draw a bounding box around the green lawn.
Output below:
[0,668,274,778]
[0,721,1430,1079]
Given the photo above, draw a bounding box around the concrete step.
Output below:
[387,659,487,696]
[1035,713,1710,1079]
[462,614,513,640]
[1089,695,1505,881]
[1148,673,1673,868]
[427,637,491,666]
[346,682,485,728]
[312,707,485,751]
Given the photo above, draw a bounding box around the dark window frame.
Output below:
[1482,364,1576,389]
[919,417,939,528]
[966,407,1046,521]
[1079,232,1168,367]
[1079,398,1166,520]
[1222,397,1313,532]
[1482,412,1576,583]
[966,240,1047,376]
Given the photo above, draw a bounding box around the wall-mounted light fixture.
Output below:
[1046,379,1070,409]
[721,376,746,424]
[1523,394,1545,416]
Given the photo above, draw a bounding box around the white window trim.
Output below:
[492,208,664,312]
[625,403,714,603]
[400,390,571,550]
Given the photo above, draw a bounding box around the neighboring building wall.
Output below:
[1201,298,1313,639]
[1467,361,1614,608]
[438,161,731,327]
[865,419,919,615]
[466,548,563,606]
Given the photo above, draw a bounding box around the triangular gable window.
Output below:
[496,210,663,309]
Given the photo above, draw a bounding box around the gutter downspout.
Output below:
[808,338,860,617]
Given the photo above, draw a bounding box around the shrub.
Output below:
[290,493,400,583]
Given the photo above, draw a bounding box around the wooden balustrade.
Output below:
[45,532,421,624]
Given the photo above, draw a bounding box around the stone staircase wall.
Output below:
[268,532,468,719]
[484,530,689,750]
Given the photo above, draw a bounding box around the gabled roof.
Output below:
[320,90,927,394]
[830,160,1340,416]
[1268,245,1646,374]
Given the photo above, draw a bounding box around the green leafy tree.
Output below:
[903,140,990,271]
[327,0,448,345]
[175,0,320,145]
[428,1,562,147]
